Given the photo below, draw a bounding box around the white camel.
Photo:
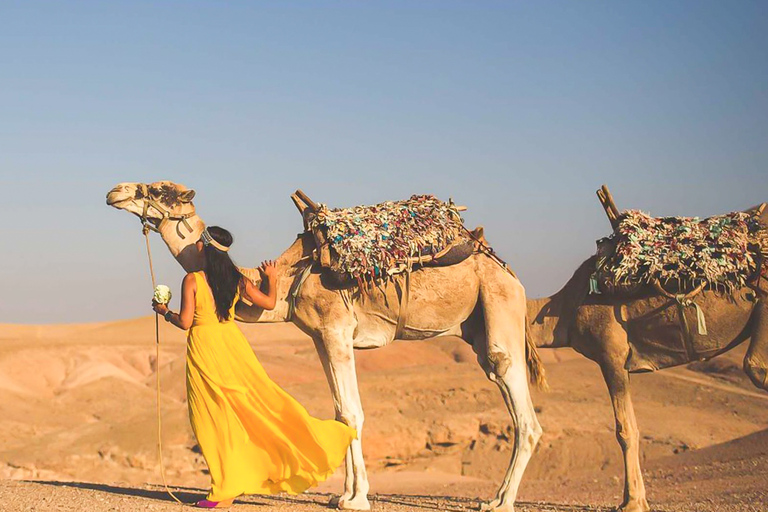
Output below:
[106,180,545,512]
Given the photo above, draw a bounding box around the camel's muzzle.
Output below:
[106,186,132,206]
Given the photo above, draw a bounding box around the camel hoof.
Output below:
[480,500,513,512]
[337,495,371,511]
[745,361,768,390]
[616,498,650,512]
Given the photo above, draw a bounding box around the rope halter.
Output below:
[137,183,197,239]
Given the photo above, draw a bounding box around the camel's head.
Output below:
[106,181,196,226]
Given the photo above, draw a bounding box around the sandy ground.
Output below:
[0,318,767,511]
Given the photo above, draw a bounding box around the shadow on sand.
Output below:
[28,480,204,504]
[28,480,618,511]
[28,481,332,508]
[370,493,616,512]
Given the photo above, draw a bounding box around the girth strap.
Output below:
[676,302,698,361]
[395,270,411,340]
[287,263,314,321]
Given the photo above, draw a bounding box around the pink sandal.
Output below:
[195,499,234,508]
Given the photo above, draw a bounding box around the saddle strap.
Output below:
[676,302,698,361]
[692,301,708,336]
[395,270,411,339]
[288,263,314,321]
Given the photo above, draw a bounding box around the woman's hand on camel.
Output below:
[259,260,277,280]
[152,300,169,316]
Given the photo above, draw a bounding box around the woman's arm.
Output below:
[152,273,196,329]
[241,260,278,310]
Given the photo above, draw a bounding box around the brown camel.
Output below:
[106,181,546,512]
[526,203,768,512]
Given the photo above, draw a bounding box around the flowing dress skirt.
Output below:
[186,289,356,501]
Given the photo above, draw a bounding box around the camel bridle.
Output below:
[136,183,196,240]
[135,182,191,505]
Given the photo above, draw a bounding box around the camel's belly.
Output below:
[352,264,481,347]
[621,290,756,371]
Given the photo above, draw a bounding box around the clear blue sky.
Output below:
[1,1,766,324]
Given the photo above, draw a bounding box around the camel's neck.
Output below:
[526,255,596,348]
[251,236,309,323]
[157,214,206,272]
[154,211,310,324]
[526,295,565,348]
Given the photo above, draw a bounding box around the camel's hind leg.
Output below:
[312,326,370,511]
[745,301,768,391]
[471,277,542,512]
[483,357,542,512]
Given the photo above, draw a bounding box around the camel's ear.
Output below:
[180,189,196,203]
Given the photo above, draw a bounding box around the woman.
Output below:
[152,226,356,509]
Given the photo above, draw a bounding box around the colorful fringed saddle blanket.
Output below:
[595,209,767,294]
[308,194,470,280]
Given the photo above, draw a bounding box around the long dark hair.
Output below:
[202,226,241,321]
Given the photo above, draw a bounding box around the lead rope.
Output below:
[143,224,185,505]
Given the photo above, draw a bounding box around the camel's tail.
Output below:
[525,313,548,390]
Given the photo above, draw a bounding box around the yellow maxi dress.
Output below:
[186,271,357,502]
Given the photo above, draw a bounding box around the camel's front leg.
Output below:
[312,329,370,511]
[600,358,650,512]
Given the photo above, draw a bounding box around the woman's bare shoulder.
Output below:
[183,272,197,288]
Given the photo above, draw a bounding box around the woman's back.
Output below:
[191,271,239,327]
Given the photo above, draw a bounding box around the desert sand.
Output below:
[0,317,767,511]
